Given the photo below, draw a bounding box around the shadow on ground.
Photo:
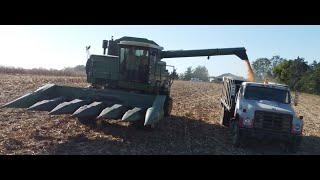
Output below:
[46,115,320,155]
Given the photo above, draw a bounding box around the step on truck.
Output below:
[220,77,303,152]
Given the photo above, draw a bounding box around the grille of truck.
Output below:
[254,110,292,133]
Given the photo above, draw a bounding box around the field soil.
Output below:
[0,74,319,155]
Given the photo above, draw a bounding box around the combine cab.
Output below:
[2,36,249,128]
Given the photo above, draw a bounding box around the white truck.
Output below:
[220,77,303,152]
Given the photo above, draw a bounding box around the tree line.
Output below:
[0,65,86,77]
[252,56,320,95]
[171,66,210,82]
[172,56,320,95]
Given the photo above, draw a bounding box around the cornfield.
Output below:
[0,74,320,154]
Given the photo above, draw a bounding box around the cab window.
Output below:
[244,86,291,104]
[120,46,149,66]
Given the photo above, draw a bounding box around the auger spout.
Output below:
[161,47,248,60]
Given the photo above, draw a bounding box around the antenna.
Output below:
[86,45,91,59]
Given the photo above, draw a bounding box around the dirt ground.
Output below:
[0,74,319,155]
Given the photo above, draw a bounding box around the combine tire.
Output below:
[164,97,173,117]
[220,106,230,127]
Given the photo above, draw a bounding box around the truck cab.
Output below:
[220,78,303,152]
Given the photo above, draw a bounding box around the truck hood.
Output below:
[242,99,294,115]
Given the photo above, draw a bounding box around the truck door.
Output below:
[235,86,243,116]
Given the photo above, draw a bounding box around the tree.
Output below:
[178,73,185,80]
[289,57,310,90]
[251,56,285,81]
[270,55,285,70]
[272,57,320,95]
[273,60,291,83]
[273,57,310,90]
[63,65,85,74]
[310,60,319,70]
[183,67,193,81]
[297,61,320,95]
[170,69,179,80]
[252,58,272,81]
[192,66,209,82]
[180,66,210,81]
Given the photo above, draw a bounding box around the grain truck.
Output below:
[220,77,303,152]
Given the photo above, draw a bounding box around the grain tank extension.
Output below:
[2,36,248,128]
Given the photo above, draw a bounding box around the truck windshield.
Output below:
[244,86,291,104]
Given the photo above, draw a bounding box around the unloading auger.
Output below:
[2,36,249,128]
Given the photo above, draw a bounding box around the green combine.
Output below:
[2,36,248,128]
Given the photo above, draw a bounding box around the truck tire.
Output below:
[164,97,173,117]
[220,106,230,127]
[286,136,302,153]
[231,120,242,147]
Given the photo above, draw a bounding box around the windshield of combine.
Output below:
[244,86,291,104]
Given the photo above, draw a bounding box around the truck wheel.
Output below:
[231,120,242,147]
[164,97,173,117]
[220,106,230,127]
[286,136,302,153]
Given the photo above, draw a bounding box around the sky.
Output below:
[0,25,319,77]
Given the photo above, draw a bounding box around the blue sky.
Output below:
[0,25,319,77]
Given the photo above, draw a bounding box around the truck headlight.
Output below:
[291,119,303,134]
[243,118,253,128]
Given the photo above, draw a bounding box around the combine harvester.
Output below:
[2,36,249,128]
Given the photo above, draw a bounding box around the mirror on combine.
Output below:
[102,40,108,55]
